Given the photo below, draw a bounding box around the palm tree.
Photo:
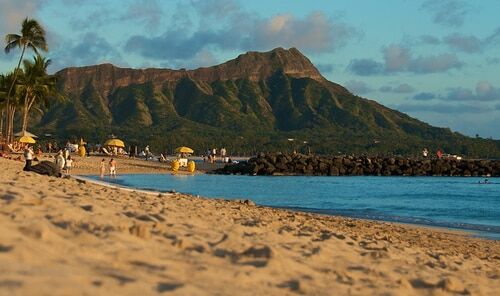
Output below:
[0,74,6,140]
[0,72,22,141]
[4,18,47,143]
[18,54,60,133]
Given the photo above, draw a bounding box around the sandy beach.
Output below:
[0,156,499,295]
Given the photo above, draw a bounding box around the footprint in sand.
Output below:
[80,205,93,212]
[0,244,14,252]
[208,233,228,247]
[410,277,469,294]
[156,282,184,293]
[0,280,23,289]
[129,260,166,272]
[277,279,301,292]
[1,194,17,202]
[214,245,272,268]
[104,272,136,285]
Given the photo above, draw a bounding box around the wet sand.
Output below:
[0,156,498,295]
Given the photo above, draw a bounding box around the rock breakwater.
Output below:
[214,153,500,176]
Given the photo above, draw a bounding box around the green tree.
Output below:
[18,54,60,133]
[0,73,6,139]
[4,18,47,142]
[0,72,23,139]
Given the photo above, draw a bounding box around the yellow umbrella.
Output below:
[18,136,36,144]
[14,130,38,138]
[175,146,194,154]
[104,138,125,148]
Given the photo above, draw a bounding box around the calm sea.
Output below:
[86,174,500,239]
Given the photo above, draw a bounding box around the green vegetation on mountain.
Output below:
[22,48,500,157]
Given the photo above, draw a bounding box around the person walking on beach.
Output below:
[144,145,151,160]
[220,147,227,162]
[23,145,34,171]
[109,158,117,177]
[100,159,106,179]
[55,151,66,173]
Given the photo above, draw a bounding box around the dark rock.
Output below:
[28,161,61,177]
[212,153,499,177]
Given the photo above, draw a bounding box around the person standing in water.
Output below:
[109,158,117,177]
[100,159,106,179]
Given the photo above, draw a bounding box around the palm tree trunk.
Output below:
[5,45,27,143]
[22,91,30,133]
[8,105,16,141]
[0,109,4,141]
[22,107,29,134]
[24,95,38,134]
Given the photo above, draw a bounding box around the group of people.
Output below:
[128,145,155,160]
[100,158,117,179]
[422,148,444,159]
[204,147,230,163]
[54,149,73,174]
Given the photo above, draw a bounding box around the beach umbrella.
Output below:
[104,138,125,148]
[175,146,194,154]
[14,130,38,138]
[18,136,36,144]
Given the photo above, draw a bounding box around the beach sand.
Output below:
[0,156,498,295]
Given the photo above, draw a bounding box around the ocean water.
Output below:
[86,174,500,239]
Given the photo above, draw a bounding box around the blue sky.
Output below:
[1,0,499,139]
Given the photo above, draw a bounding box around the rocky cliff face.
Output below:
[56,47,324,98]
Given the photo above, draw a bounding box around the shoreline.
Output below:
[75,173,498,240]
[1,156,498,295]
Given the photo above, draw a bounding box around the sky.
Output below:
[1,0,499,139]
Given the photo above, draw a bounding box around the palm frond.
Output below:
[4,33,21,44]
[4,34,21,53]
[31,36,48,51]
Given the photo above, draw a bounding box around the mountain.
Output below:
[30,47,499,157]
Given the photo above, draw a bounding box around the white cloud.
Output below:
[396,103,487,114]
[383,44,412,72]
[50,32,125,71]
[348,44,463,75]
[344,80,371,95]
[250,12,357,53]
[120,0,163,31]
[379,83,414,93]
[421,0,469,27]
[408,81,500,103]
[444,81,500,101]
[125,7,358,62]
[444,34,482,53]
[0,0,41,37]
